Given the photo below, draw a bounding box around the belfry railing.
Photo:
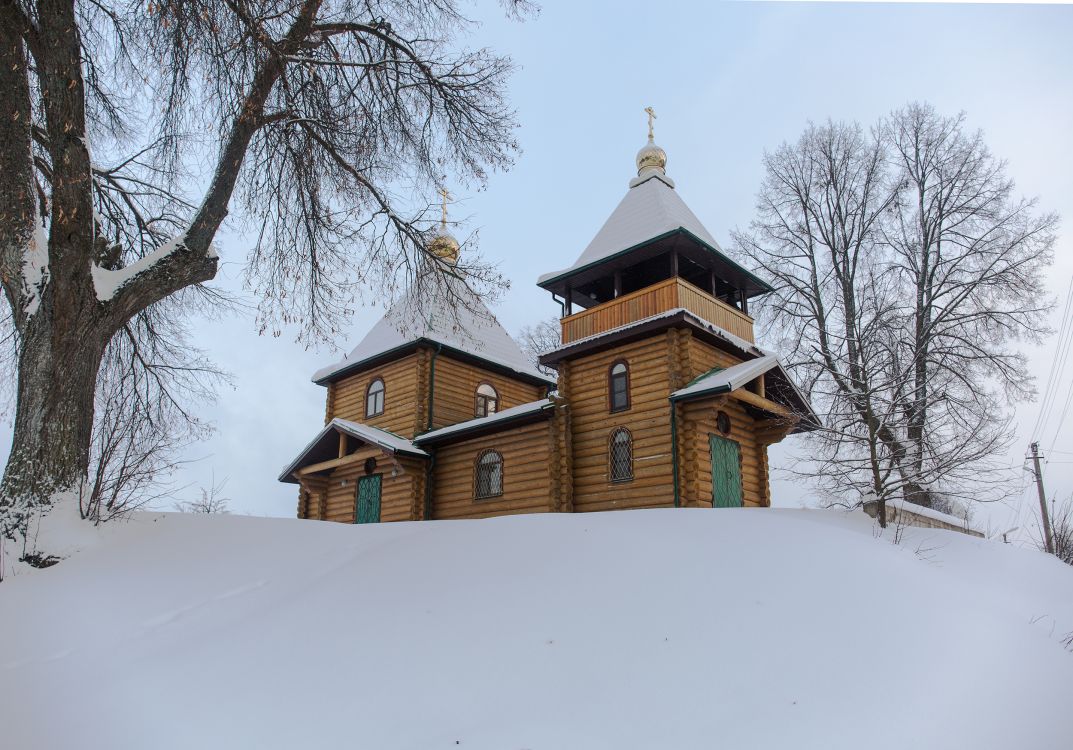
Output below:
[560,277,755,345]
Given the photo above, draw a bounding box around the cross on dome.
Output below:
[635,105,668,180]
[437,186,451,229]
[428,185,460,265]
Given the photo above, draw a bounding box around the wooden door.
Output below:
[355,475,382,524]
[709,434,743,508]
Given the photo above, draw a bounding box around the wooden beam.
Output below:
[338,432,347,458]
[613,271,622,299]
[731,388,793,418]
[299,450,372,477]
[564,284,573,316]
[739,289,749,315]
[670,250,679,277]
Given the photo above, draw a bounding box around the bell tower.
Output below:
[537,109,816,513]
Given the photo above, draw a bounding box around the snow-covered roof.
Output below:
[332,419,427,456]
[313,277,552,386]
[537,173,721,285]
[671,356,782,401]
[416,398,553,444]
[874,497,983,535]
[278,418,428,483]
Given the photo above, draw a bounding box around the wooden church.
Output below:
[280,115,818,523]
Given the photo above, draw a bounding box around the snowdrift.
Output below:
[2,508,1072,749]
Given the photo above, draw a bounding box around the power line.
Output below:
[1032,273,1073,443]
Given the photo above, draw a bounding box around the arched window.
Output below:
[475,382,499,417]
[609,427,633,483]
[609,360,630,412]
[365,377,385,417]
[474,450,504,499]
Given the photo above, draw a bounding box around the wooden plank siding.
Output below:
[430,354,546,430]
[430,420,554,519]
[560,277,755,345]
[329,353,423,437]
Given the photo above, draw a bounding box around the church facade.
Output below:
[279,122,818,523]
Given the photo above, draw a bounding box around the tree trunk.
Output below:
[0,290,108,537]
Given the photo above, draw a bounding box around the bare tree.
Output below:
[883,103,1056,506]
[734,121,907,525]
[175,476,231,515]
[734,107,1056,521]
[0,0,531,538]
[80,300,227,524]
[517,317,560,377]
[1047,502,1073,566]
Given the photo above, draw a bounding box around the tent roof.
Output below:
[313,278,552,386]
[536,172,772,297]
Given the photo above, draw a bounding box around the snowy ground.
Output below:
[2,507,1072,749]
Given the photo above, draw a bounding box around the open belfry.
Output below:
[280,111,819,523]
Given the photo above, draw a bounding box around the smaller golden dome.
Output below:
[428,186,460,265]
[428,229,460,265]
[636,137,667,176]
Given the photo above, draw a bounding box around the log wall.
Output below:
[565,334,678,512]
[328,353,423,437]
[430,354,546,429]
[430,419,553,519]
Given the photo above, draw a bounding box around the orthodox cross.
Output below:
[437,186,451,228]
[644,106,657,140]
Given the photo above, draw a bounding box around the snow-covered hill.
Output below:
[2,508,1072,749]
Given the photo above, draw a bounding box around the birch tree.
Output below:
[0,0,530,538]
[736,106,1056,517]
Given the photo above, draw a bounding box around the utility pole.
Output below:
[1030,442,1055,555]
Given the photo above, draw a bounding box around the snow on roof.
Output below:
[416,398,553,444]
[537,172,721,285]
[671,356,781,401]
[313,277,551,385]
[881,497,983,535]
[332,419,427,456]
[278,418,427,482]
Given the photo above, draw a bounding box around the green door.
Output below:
[355,475,382,524]
[710,434,743,508]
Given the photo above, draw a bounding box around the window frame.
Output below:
[365,376,386,418]
[608,360,631,413]
[608,426,634,483]
[473,449,505,500]
[474,381,500,418]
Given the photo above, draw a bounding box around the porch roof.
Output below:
[278,418,428,484]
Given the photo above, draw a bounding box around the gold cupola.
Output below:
[428,187,460,265]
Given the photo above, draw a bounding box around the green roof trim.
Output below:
[537,227,774,294]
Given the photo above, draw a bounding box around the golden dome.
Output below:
[428,229,460,265]
[636,137,667,176]
[428,186,460,265]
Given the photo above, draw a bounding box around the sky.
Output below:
[11,2,1073,541]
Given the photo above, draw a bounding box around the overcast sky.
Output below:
[11,2,1073,541]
